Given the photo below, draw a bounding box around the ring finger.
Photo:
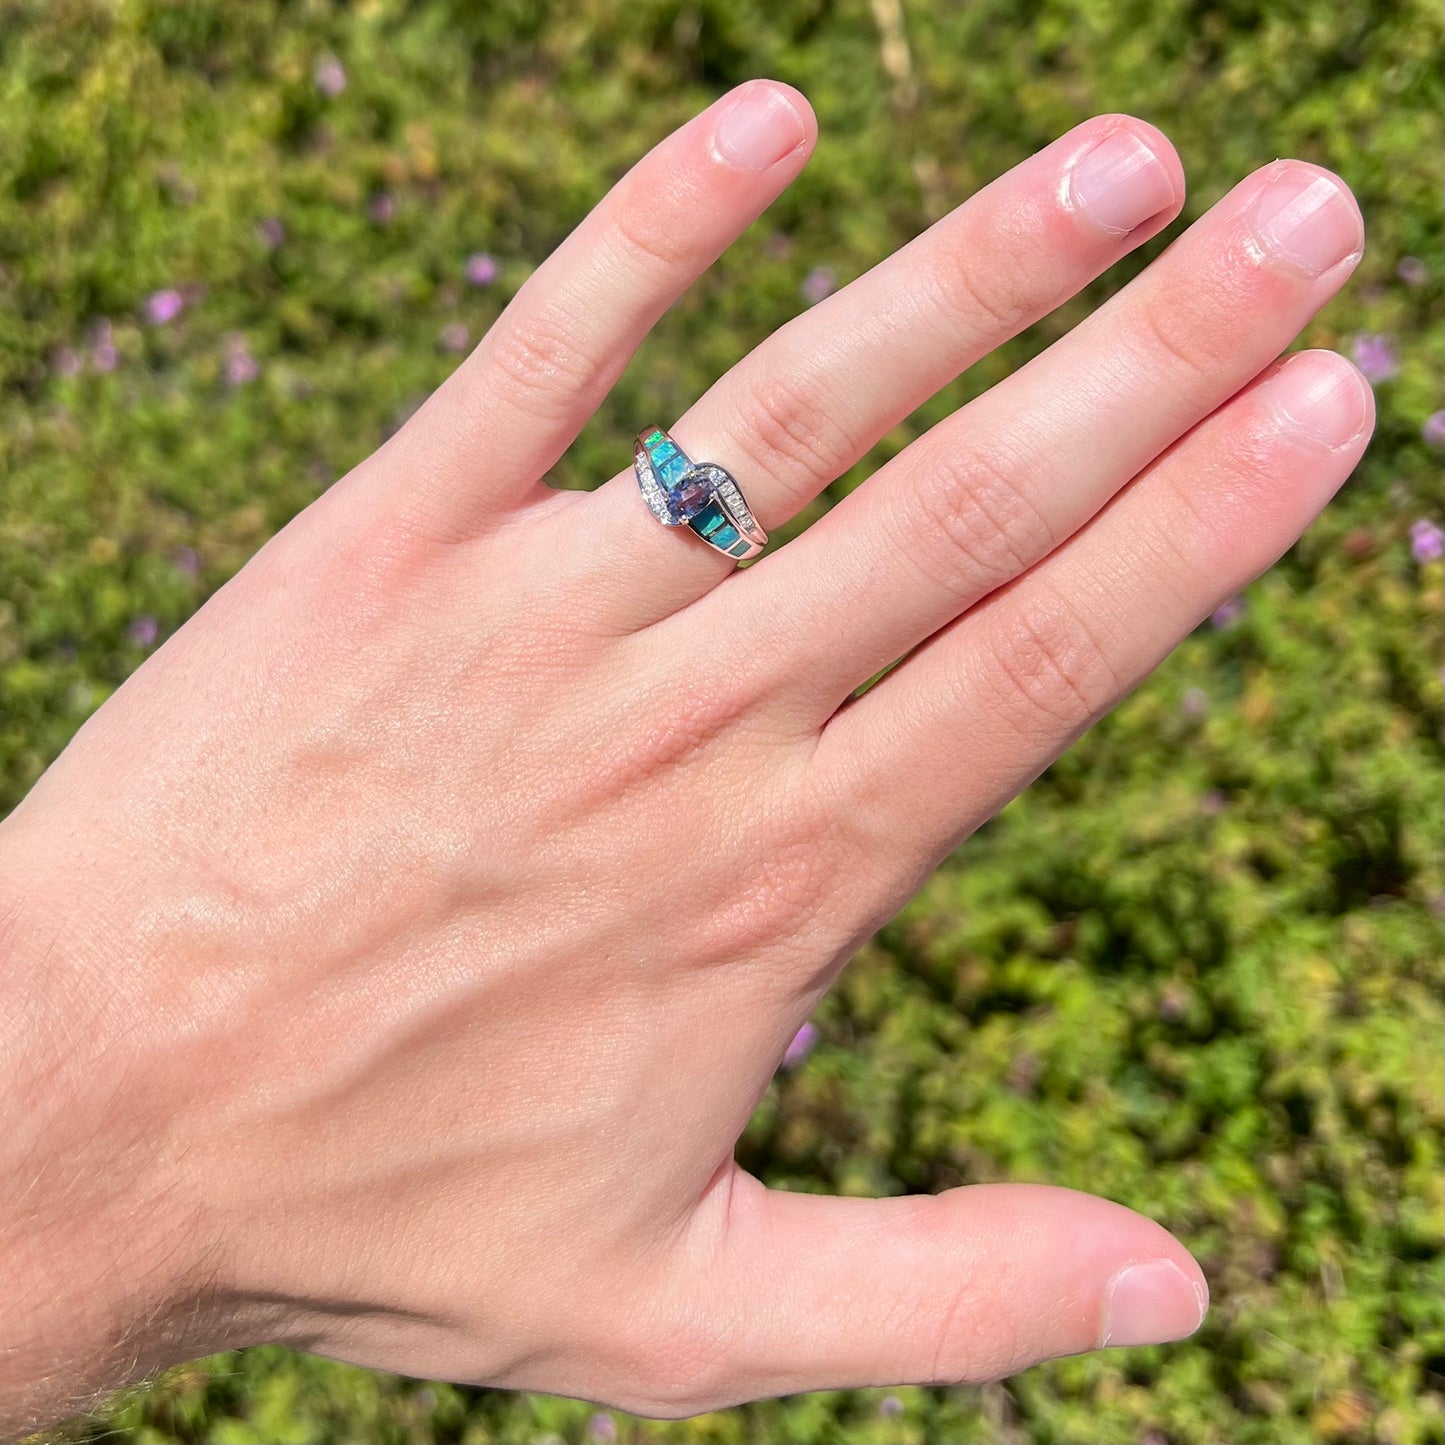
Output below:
[575,113,1185,622]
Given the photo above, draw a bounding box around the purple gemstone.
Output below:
[665,472,711,523]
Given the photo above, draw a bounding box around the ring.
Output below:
[634,427,768,561]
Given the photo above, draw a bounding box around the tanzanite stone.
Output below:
[639,432,743,529]
[644,436,712,522]
[665,472,712,523]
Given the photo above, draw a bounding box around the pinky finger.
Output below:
[819,349,1374,860]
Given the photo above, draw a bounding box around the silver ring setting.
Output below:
[634,427,768,561]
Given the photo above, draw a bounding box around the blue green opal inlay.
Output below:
[692,500,727,536]
[641,431,755,552]
[658,453,689,485]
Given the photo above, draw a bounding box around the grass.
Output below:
[1,2,1441,1441]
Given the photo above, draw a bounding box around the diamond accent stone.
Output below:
[634,443,676,525]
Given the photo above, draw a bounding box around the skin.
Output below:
[0,81,1372,1437]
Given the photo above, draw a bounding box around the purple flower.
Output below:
[173,547,200,578]
[465,252,498,286]
[144,288,186,326]
[314,56,346,97]
[88,318,117,372]
[1422,411,1445,448]
[781,1021,818,1070]
[801,266,836,305]
[1158,986,1188,1023]
[1350,333,1396,384]
[1210,597,1244,630]
[367,192,396,225]
[586,1413,617,1444]
[52,346,83,378]
[1397,255,1429,286]
[1202,789,1226,816]
[879,1394,905,1419]
[222,334,260,386]
[257,216,286,251]
[439,322,470,354]
[127,615,159,648]
[1182,686,1209,719]
[1410,519,1444,565]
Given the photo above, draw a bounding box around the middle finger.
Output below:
[722,158,1362,722]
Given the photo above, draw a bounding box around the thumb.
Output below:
[688,1174,1207,1404]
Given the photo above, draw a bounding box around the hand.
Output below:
[0,80,1370,1433]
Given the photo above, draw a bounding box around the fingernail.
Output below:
[1267,352,1370,447]
[1252,166,1363,276]
[1100,1260,1207,1348]
[1069,131,1177,236]
[713,86,808,172]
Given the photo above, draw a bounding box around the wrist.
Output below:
[0,826,229,1437]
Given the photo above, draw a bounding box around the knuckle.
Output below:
[1130,249,1272,387]
[982,585,1122,734]
[1133,287,1220,380]
[907,442,1057,596]
[907,1202,1037,1385]
[609,1313,739,1418]
[576,667,752,810]
[484,311,599,417]
[925,219,1041,336]
[925,1291,1011,1384]
[1152,404,1299,580]
[627,1364,730,1418]
[695,783,853,967]
[609,199,699,275]
[1229,406,1306,500]
[928,1293,1032,1384]
[730,362,851,494]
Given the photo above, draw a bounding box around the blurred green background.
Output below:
[2,1,1441,1442]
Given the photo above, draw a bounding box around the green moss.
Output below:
[3,1,1440,1442]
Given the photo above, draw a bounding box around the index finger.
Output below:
[371,80,816,541]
